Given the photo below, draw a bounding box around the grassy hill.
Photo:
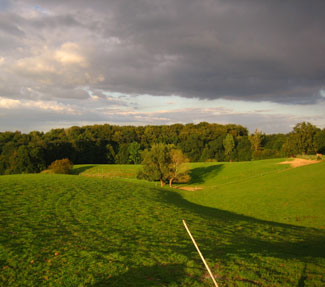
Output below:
[178,159,325,228]
[0,159,324,286]
[73,164,140,179]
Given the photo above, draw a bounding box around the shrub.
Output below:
[48,158,73,174]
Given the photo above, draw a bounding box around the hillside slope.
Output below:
[178,160,325,228]
[0,172,325,286]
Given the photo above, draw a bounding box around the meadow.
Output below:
[0,159,324,286]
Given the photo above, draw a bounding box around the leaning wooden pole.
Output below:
[182,219,219,287]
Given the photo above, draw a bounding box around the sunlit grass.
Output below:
[178,159,325,228]
[73,164,140,178]
[0,159,324,286]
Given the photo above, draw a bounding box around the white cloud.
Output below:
[16,58,57,75]
[55,42,87,67]
[23,100,77,113]
[0,96,77,114]
[0,97,21,108]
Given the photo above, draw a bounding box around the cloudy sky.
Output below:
[0,0,324,133]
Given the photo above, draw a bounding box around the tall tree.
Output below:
[249,129,264,152]
[168,149,190,187]
[128,142,141,164]
[115,144,130,164]
[316,129,325,154]
[138,143,172,187]
[236,136,252,161]
[291,122,319,155]
[223,134,235,159]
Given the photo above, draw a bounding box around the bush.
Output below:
[252,149,283,160]
[48,158,73,174]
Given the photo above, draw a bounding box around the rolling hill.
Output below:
[0,159,324,286]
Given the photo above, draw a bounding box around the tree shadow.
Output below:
[95,264,188,287]
[2,178,325,286]
[188,164,224,184]
[158,188,325,261]
[72,165,94,175]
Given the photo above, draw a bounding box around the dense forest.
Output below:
[0,122,324,175]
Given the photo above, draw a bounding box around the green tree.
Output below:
[48,158,73,174]
[115,144,130,164]
[236,136,252,161]
[223,134,235,159]
[138,144,190,187]
[316,129,325,154]
[282,135,299,157]
[168,149,190,187]
[106,144,116,163]
[138,143,172,187]
[128,142,141,164]
[291,122,319,155]
[249,129,264,152]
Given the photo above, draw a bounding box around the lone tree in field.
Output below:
[168,149,190,187]
[138,144,190,187]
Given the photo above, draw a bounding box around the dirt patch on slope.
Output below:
[279,158,320,168]
[175,186,203,191]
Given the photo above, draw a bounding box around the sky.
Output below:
[0,0,324,134]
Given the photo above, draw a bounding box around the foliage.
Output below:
[286,122,320,155]
[114,144,129,164]
[105,144,116,163]
[168,149,190,187]
[128,142,141,164]
[137,143,172,186]
[223,133,235,159]
[316,129,325,154]
[0,122,323,175]
[138,144,190,187]
[249,128,264,152]
[236,136,252,161]
[48,158,73,174]
[252,149,283,160]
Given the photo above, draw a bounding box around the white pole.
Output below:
[182,219,219,287]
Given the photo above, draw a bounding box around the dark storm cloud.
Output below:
[2,0,325,104]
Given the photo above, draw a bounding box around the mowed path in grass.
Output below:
[0,159,325,286]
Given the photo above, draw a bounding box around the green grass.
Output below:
[73,164,140,179]
[177,159,325,228]
[0,159,325,286]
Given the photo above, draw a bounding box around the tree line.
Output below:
[0,122,324,175]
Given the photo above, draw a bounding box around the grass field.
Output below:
[178,159,325,228]
[73,164,140,179]
[0,159,325,286]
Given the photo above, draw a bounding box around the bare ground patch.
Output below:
[174,186,203,191]
[279,158,320,168]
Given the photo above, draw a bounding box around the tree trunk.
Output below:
[169,178,174,187]
[160,179,165,187]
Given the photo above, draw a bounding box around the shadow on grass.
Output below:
[158,188,325,261]
[72,165,95,175]
[95,264,187,287]
[2,178,325,286]
[189,164,224,184]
